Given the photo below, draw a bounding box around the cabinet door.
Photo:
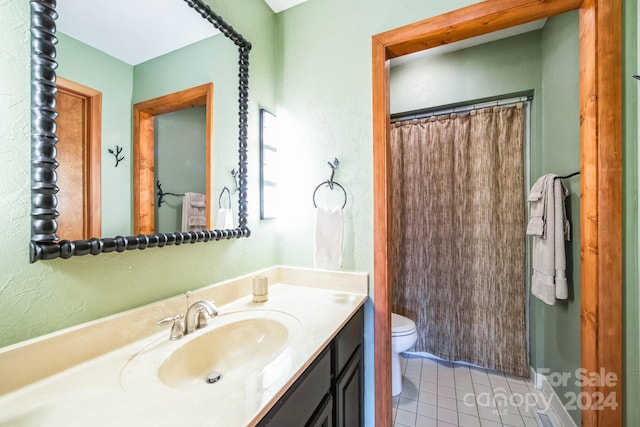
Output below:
[306,394,333,427]
[334,346,363,427]
[258,347,331,427]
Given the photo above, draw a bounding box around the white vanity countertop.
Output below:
[0,268,368,427]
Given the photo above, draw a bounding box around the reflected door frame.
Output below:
[133,83,214,235]
[372,0,622,426]
[55,77,102,240]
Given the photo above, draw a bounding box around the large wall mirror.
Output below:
[30,0,251,262]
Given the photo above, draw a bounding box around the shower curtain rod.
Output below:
[391,95,533,123]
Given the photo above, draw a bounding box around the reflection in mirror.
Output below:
[54,76,102,240]
[133,83,213,235]
[30,0,251,262]
[155,106,207,233]
[259,109,278,220]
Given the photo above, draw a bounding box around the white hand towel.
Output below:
[215,208,233,229]
[314,207,343,270]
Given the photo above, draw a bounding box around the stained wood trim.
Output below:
[133,83,214,235]
[579,1,599,425]
[205,86,214,230]
[56,76,102,239]
[594,0,623,424]
[374,0,583,59]
[372,37,393,427]
[371,0,622,426]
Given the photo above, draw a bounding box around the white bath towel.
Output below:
[525,175,549,237]
[527,174,570,305]
[314,207,343,270]
[181,192,206,232]
[215,208,233,229]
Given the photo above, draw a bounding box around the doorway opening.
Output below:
[133,83,214,235]
[372,0,622,426]
[55,77,102,240]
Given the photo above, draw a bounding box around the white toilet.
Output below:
[391,313,418,396]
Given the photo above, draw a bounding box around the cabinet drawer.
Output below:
[335,308,363,375]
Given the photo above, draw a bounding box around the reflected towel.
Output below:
[215,208,233,229]
[181,192,206,232]
[314,207,343,270]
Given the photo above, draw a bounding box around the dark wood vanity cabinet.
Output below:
[306,394,334,427]
[257,306,364,427]
[334,345,363,427]
[333,306,364,427]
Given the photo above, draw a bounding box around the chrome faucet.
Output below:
[184,300,218,335]
[158,292,219,340]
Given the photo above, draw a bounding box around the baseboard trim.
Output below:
[530,366,578,427]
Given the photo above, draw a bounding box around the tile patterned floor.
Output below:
[393,354,558,427]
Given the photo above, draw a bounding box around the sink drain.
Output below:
[206,372,222,384]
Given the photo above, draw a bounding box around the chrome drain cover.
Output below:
[206,372,222,384]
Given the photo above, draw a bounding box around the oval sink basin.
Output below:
[120,310,301,391]
[160,317,288,389]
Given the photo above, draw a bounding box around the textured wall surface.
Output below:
[536,11,581,424]
[624,0,639,424]
[0,0,37,342]
[390,31,543,114]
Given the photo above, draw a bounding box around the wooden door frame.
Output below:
[56,76,102,239]
[133,83,214,235]
[372,0,622,425]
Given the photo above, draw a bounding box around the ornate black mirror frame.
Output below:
[30,0,251,263]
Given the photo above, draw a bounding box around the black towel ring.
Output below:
[219,186,231,209]
[312,180,347,209]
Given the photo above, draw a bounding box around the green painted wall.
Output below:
[624,0,639,425]
[536,11,581,424]
[56,33,134,237]
[390,31,542,113]
[59,27,249,237]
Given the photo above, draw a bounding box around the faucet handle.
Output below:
[195,309,209,330]
[195,300,218,330]
[157,314,184,340]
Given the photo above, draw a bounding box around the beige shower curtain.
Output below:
[390,104,528,377]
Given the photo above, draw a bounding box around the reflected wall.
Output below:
[56,28,240,238]
[57,32,133,236]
